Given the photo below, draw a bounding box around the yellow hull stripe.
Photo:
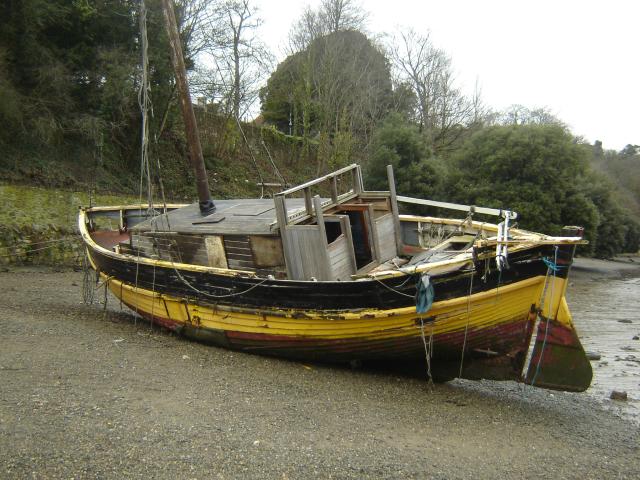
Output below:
[104,273,571,341]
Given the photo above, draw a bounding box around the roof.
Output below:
[131,198,308,236]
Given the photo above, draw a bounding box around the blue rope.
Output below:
[542,256,567,273]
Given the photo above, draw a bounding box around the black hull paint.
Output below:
[89,244,568,311]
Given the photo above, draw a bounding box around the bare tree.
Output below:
[388,28,474,151]
[322,0,368,33]
[204,0,274,119]
[176,0,216,59]
[287,0,368,53]
[500,105,565,127]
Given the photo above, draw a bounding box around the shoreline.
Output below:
[0,266,639,478]
[571,255,640,278]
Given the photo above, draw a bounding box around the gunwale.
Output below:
[80,205,586,283]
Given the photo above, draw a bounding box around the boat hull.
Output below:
[81,209,593,392]
[101,268,558,384]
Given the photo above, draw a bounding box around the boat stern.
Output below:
[524,296,593,392]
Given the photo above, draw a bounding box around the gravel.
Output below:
[0,268,638,479]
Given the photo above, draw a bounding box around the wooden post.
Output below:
[354,165,364,194]
[313,195,331,280]
[160,0,214,214]
[387,164,403,255]
[303,187,313,215]
[274,195,294,279]
[330,176,339,204]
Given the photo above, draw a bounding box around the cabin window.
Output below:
[344,210,373,269]
[324,220,343,244]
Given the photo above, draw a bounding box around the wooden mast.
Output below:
[160,0,215,214]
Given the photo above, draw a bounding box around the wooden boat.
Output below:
[79,163,593,392]
[78,0,592,392]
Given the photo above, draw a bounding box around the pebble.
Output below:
[610,390,628,401]
[586,351,601,361]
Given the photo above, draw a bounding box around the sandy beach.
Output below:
[0,262,638,479]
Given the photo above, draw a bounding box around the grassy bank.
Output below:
[0,184,140,266]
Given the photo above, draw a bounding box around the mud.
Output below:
[0,264,638,479]
[568,256,640,419]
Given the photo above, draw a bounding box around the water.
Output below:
[567,264,640,417]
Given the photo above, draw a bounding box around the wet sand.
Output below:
[0,265,639,479]
[568,257,640,418]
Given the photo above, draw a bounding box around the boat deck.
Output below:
[131,198,309,236]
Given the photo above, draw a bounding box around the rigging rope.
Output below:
[132,0,153,323]
[530,246,559,386]
[138,0,154,213]
[458,271,475,378]
[372,276,415,298]
[171,263,269,299]
[82,253,96,304]
[260,137,287,187]
[209,58,287,196]
[234,115,265,198]
[419,317,435,387]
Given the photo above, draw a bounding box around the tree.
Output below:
[261,30,393,172]
[499,105,565,127]
[0,0,140,148]
[620,144,639,156]
[365,113,445,200]
[388,28,473,153]
[201,0,273,119]
[449,124,639,256]
[451,125,595,234]
[287,0,368,53]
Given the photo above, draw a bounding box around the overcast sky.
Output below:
[252,0,638,151]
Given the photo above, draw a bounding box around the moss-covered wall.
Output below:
[0,185,140,266]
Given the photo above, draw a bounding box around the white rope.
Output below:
[419,317,434,387]
[458,271,475,378]
[372,276,415,298]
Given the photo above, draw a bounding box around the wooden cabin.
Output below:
[97,164,516,282]
[125,164,400,281]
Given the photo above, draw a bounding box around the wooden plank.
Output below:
[386,165,402,256]
[251,236,284,268]
[285,226,304,280]
[274,195,294,279]
[374,214,397,263]
[277,164,359,197]
[223,235,254,268]
[227,259,256,269]
[330,176,338,203]
[327,236,355,280]
[287,225,330,280]
[313,196,330,280]
[225,204,274,216]
[396,195,517,219]
[304,187,313,215]
[339,215,357,274]
[225,246,252,255]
